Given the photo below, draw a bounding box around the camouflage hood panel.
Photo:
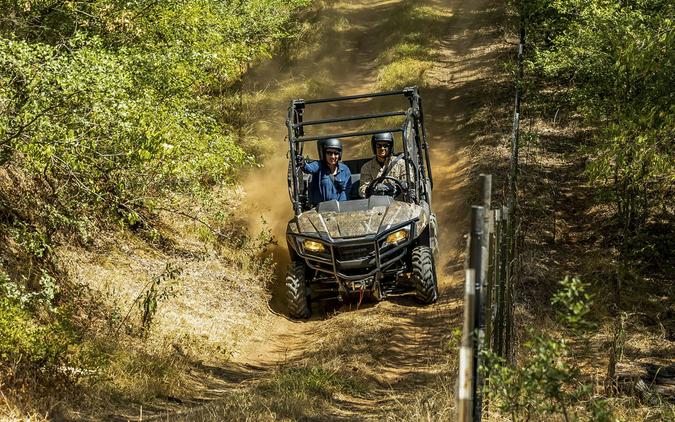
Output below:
[290,200,429,239]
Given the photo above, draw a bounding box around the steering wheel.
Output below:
[364,175,408,198]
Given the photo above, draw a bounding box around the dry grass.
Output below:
[376,57,434,91]
[174,302,462,421]
[0,391,48,422]
[0,184,281,419]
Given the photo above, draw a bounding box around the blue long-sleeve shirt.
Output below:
[301,160,352,206]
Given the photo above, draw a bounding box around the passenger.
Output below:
[297,138,352,206]
[359,132,413,198]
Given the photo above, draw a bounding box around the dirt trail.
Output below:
[240,0,502,350]
[214,0,505,418]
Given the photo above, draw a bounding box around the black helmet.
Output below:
[371,132,394,155]
[317,138,343,161]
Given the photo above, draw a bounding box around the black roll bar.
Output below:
[417,94,433,191]
[401,118,413,203]
[296,111,406,128]
[297,127,402,142]
[299,88,414,105]
[287,107,302,215]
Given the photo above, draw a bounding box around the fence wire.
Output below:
[456,17,524,422]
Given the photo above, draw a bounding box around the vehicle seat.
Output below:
[343,158,371,199]
[349,174,360,199]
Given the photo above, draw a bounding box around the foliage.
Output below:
[0,268,59,311]
[0,296,73,376]
[484,277,613,421]
[551,276,594,333]
[139,263,182,332]
[0,0,310,235]
[0,0,311,403]
[517,0,674,239]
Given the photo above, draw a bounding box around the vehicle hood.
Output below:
[288,197,428,239]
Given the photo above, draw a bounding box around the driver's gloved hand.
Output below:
[295,155,306,168]
[399,181,408,191]
[373,183,389,195]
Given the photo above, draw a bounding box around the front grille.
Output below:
[337,244,375,261]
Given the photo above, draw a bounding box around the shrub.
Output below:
[0,297,72,375]
[483,276,613,421]
[0,0,311,235]
[521,0,674,237]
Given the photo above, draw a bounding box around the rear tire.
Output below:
[411,246,438,304]
[286,261,311,319]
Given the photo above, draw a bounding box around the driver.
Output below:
[359,132,413,198]
[297,138,352,206]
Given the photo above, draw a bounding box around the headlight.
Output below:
[303,239,325,253]
[385,229,409,245]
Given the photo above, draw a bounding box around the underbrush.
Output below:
[0,192,278,418]
[0,150,278,417]
[493,1,675,419]
[510,95,674,422]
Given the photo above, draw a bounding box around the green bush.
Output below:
[0,0,311,394]
[0,296,71,372]
[551,276,594,333]
[1,0,310,234]
[519,0,674,236]
[484,277,613,421]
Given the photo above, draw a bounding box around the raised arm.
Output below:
[301,160,321,174]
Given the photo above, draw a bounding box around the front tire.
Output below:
[286,261,311,319]
[411,246,438,304]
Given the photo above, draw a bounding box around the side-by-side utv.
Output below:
[285,87,439,319]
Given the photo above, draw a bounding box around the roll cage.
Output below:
[286,86,434,215]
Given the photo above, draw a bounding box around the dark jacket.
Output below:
[301,160,352,206]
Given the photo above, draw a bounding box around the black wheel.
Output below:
[286,261,311,319]
[411,246,438,304]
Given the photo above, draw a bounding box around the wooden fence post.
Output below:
[458,269,476,422]
[479,174,493,351]
[496,206,509,357]
[469,205,485,421]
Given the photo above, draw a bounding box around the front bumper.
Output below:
[288,221,416,281]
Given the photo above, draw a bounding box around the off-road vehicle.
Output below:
[285,87,438,319]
